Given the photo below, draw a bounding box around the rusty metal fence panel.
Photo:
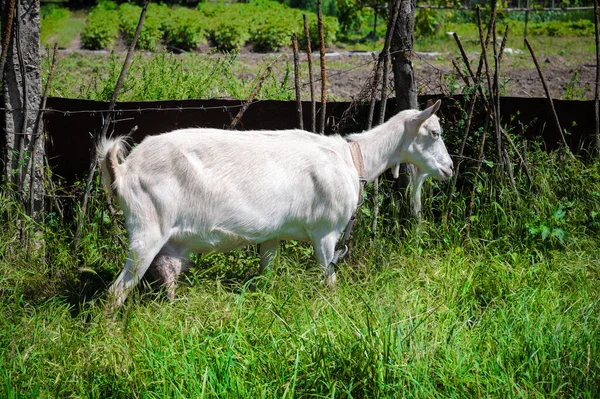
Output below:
[43,96,595,184]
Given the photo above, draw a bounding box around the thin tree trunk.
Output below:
[392,0,417,111]
[391,0,418,222]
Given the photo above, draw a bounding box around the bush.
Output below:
[119,3,170,51]
[250,22,294,52]
[164,7,208,51]
[211,21,249,53]
[80,1,119,50]
[415,8,442,37]
[250,15,296,52]
[299,15,338,48]
[40,6,73,45]
[200,0,339,52]
[335,0,369,36]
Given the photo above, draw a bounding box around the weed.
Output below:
[565,70,589,101]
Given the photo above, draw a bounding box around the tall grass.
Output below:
[2,116,600,396]
[44,52,295,102]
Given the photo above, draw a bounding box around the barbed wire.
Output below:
[0,103,249,115]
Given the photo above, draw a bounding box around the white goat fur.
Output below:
[98,100,453,308]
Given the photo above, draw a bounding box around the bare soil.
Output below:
[233,49,596,101]
[61,35,596,102]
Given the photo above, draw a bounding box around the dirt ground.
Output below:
[233,49,596,102]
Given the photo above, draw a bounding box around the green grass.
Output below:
[2,242,599,397]
[2,141,600,397]
[43,52,296,102]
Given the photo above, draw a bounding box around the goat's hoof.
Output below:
[322,272,337,287]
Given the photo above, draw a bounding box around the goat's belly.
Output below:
[169,224,312,254]
[169,228,309,253]
[170,229,252,253]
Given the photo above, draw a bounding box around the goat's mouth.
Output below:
[438,167,453,180]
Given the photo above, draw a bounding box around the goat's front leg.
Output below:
[410,170,427,219]
[313,232,339,286]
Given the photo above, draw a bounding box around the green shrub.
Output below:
[300,15,338,48]
[164,7,208,51]
[40,6,71,37]
[80,1,119,50]
[250,14,296,52]
[566,19,594,35]
[200,0,339,52]
[119,3,169,51]
[250,22,293,52]
[415,8,442,37]
[335,0,369,36]
[211,21,249,52]
[248,1,298,51]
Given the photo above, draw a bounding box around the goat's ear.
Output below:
[415,99,441,124]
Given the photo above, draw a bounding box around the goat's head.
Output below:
[402,100,453,181]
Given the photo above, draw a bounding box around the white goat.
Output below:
[98,100,453,308]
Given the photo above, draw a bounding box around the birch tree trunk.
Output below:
[1,0,44,217]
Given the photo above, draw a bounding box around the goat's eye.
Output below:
[431,130,440,139]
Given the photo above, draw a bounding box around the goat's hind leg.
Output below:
[259,238,279,274]
[149,243,189,300]
[107,232,167,310]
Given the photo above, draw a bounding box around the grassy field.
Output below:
[2,142,600,397]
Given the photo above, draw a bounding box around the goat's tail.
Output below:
[97,136,130,196]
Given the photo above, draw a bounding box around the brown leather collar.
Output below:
[348,141,366,201]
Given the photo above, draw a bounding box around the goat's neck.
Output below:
[348,119,408,182]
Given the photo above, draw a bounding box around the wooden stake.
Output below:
[15,5,28,193]
[0,0,16,90]
[28,43,58,216]
[291,33,303,130]
[230,57,278,129]
[302,14,316,133]
[476,5,503,166]
[76,0,151,248]
[377,0,402,124]
[524,38,573,157]
[317,0,327,134]
[372,0,402,235]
